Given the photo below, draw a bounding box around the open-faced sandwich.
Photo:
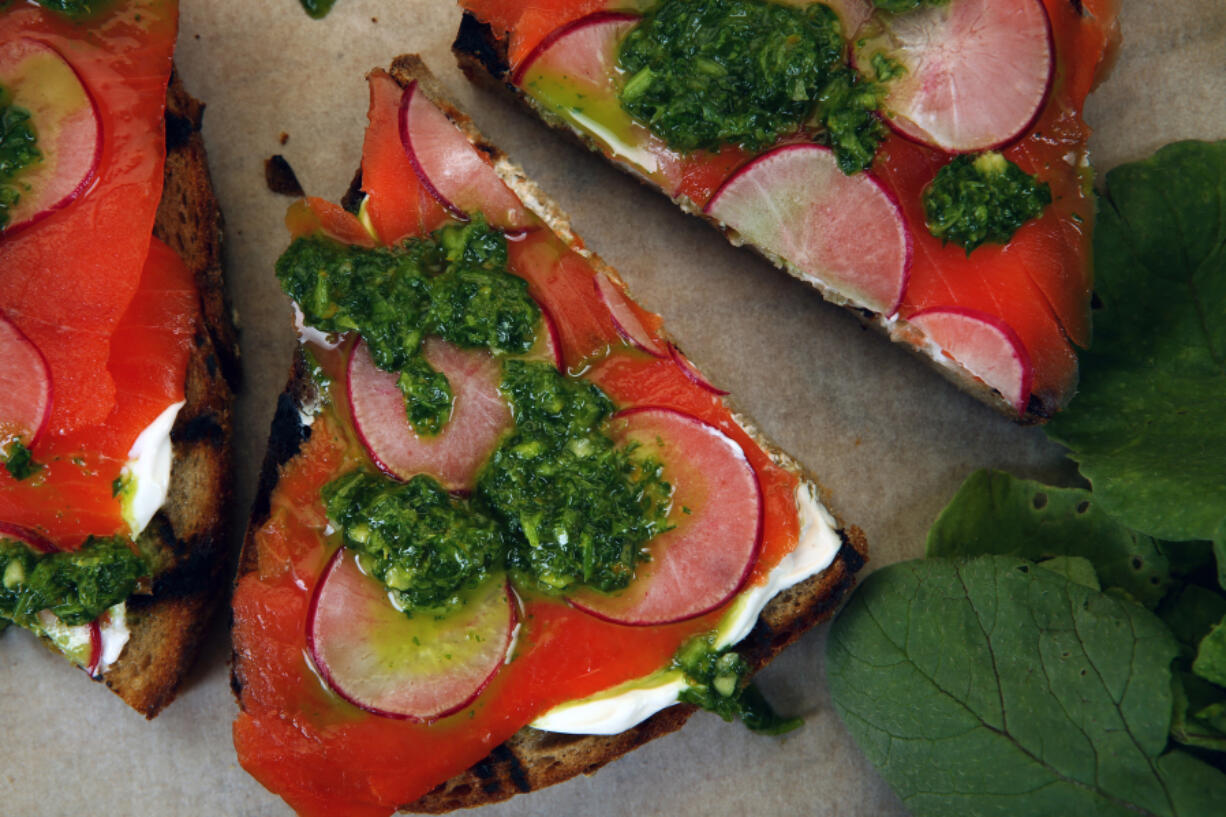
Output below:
[0,0,237,717]
[452,0,1120,421]
[232,56,867,816]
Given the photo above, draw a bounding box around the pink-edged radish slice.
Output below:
[705,144,911,316]
[593,273,667,357]
[400,80,530,229]
[0,38,102,233]
[85,620,103,677]
[0,313,51,448]
[668,343,728,396]
[34,609,96,670]
[0,521,55,554]
[908,307,1034,414]
[854,0,1053,153]
[307,548,515,722]
[568,407,762,626]
[513,12,683,188]
[512,11,641,88]
[348,338,512,492]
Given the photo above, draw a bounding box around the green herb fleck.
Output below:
[923,151,1052,253]
[3,439,42,482]
[870,52,906,82]
[0,84,41,232]
[298,0,337,19]
[674,635,800,734]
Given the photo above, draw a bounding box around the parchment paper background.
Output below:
[2,1,1224,814]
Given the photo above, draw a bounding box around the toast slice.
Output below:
[234,55,866,813]
[451,2,1121,423]
[9,70,239,719]
[97,70,238,718]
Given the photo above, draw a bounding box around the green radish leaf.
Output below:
[1214,519,1226,590]
[1045,141,1226,543]
[1193,617,1226,687]
[1036,555,1100,590]
[1171,672,1226,752]
[827,556,1226,816]
[926,469,1170,606]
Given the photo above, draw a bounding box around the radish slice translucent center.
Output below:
[567,407,762,626]
[307,549,515,722]
[0,38,101,233]
[347,338,511,492]
[400,81,529,229]
[706,144,910,316]
[908,307,1033,413]
[858,0,1053,152]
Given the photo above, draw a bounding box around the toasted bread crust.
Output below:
[98,70,238,719]
[236,56,866,812]
[450,13,1059,423]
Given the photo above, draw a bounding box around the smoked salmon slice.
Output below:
[0,1,178,433]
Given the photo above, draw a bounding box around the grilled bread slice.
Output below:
[88,70,238,718]
[235,55,865,812]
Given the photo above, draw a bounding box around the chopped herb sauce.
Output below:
[321,360,673,615]
[923,151,1052,253]
[674,634,801,733]
[480,360,672,594]
[617,0,845,153]
[614,0,895,174]
[323,472,506,615]
[0,536,147,630]
[0,84,41,232]
[277,217,540,434]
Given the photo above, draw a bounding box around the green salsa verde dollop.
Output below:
[0,536,148,630]
[277,217,540,435]
[615,0,892,174]
[923,151,1053,253]
[284,219,673,615]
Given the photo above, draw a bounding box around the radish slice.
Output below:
[307,548,515,722]
[513,12,682,187]
[348,338,512,492]
[400,81,529,229]
[85,620,103,677]
[593,273,667,357]
[512,11,641,88]
[568,407,762,626]
[705,144,911,316]
[854,0,1054,153]
[0,312,51,447]
[668,343,728,396]
[908,307,1034,414]
[0,521,55,554]
[0,38,102,233]
[522,299,564,371]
